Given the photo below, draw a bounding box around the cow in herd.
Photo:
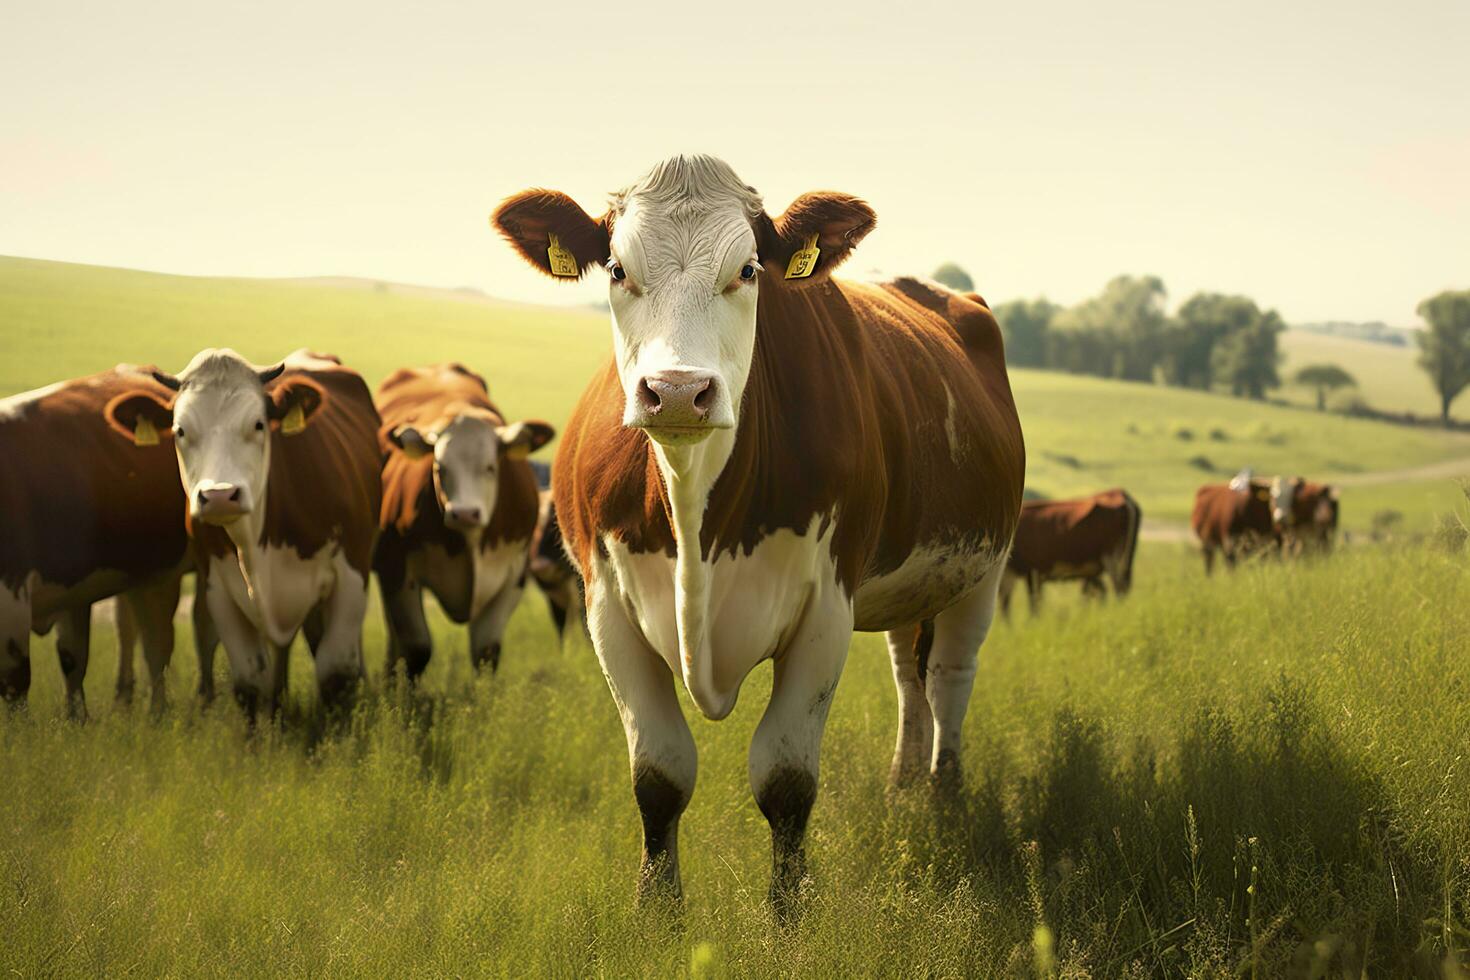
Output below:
[1192,476,1338,572]
[1000,489,1141,615]
[492,154,1025,913]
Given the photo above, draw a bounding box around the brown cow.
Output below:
[0,367,217,717]
[1192,478,1283,573]
[104,350,381,713]
[492,155,1025,915]
[1276,478,1340,555]
[373,364,554,678]
[1000,489,1141,615]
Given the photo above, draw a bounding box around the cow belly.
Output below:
[414,539,527,624]
[29,568,137,629]
[853,541,1003,632]
[213,546,336,648]
[602,524,829,700]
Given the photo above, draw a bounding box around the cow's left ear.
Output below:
[759,192,876,286]
[104,391,175,447]
[266,377,327,436]
[496,420,556,460]
[492,190,611,281]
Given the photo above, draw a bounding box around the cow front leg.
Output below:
[205,581,277,716]
[587,579,696,903]
[191,586,220,704]
[749,591,852,923]
[469,577,524,674]
[113,595,139,706]
[56,605,92,721]
[885,621,934,790]
[382,581,432,682]
[1,584,32,707]
[311,567,368,709]
[926,566,1002,793]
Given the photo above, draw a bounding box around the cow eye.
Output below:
[610,263,626,282]
[174,427,185,440]
[254,420,265,432]
[739,263,757,281]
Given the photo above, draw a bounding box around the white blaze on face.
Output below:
[1270,476,1296,526]
[432,415,500,532]
[606,157,764,444]
[170,351,273,525]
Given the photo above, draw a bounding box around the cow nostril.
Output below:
[228,488,240,502]
[692,381,714,415]
[637,378,661,414]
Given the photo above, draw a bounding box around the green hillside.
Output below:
[4,256,1468,531]
[1278,327,1452,419]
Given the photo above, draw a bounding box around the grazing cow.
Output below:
[373,364,554,678]
[527,460,582,644]
[1192,478,1284,573]
[1000,489,1141,615]
[0,367,218,717]
[104,350,381,713]
[492,155,1025,914]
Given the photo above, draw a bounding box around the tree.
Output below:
[1167,293,1260,390]
[1052,275,1168,382]
[993,298,1058,368]
[1415,290,1470,423]
[1292,363,1357,411]
[932,262,974,293]
[1213,308,1284,400]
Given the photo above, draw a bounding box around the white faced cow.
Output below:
[492,156,1025,916]
[104,350,382,713]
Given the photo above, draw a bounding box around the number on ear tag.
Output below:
[547,234,580,278]
[281,403,306,436]
[784,233,821,280]
[134,416,160,447]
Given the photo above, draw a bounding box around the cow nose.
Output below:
[197,485,248,520]
[635,370,718,427]
[446,505,484,528]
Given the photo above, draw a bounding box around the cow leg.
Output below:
[588,579,696,903]
[55,605,91,721]
[191,588,220,704]
[926,565,1002,794]
[470,577,524,674]
[302,604,325,657]
[1081,577,1107,601]
[113,595,139,706]
[127,577,181,717]
[1201,546,1216,576]
[1026,570,1043,616]
[382,582,432,682]
[885,621,935,790]
[997,570,1017,622]
[749,590,852,923]
[205,582,277,716]
[0,584,32,707]
[311,568,368,709]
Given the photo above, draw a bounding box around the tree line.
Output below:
[931,265,1470,422]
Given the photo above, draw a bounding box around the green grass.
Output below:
[3,544,1468,976]
[1279,328,1454,420]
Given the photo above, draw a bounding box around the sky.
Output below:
[2,0,1467,325]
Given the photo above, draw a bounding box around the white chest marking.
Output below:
[212,543,339,648]
[411,537,528,624]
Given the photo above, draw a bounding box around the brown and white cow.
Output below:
[1000,489,1141,615]
[492,156,1025,914]
[0,367,215,717]
[1192,478,1282,573]
[1275,477,1340,555]
[373,364,553,678]
[104,349,381,713]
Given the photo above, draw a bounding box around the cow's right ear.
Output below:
[389,425,436,459]
[104,391,174,447]
[491,190,611,281]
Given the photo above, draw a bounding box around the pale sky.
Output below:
[3,0,1466,325]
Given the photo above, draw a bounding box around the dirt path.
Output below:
[1327,455,1470,487]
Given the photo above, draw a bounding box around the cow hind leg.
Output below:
[312,568,369,710]
[749,590,852,923]
[587,581,696,903]
[885,621,935,790]
[113,596,139,705]
[128,577,181,717]
[56,605,92,721]
[925,565,1002,794]
[191,588,220,704]
[1,586,32,707]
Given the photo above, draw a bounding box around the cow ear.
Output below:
[389,425,435,459]
[104,391,174,446]
[496,420,555,460]
[492,190,611,281]
[266,377,326,436]
[759,192,876,286]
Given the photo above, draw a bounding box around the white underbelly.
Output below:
[414,538,527,624]
[852,539,1002,631]
[214,545,336,647]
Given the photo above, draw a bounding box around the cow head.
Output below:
[389,410,553,533]
[492,155,875,449]
[104,349,326,529]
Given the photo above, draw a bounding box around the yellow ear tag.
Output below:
[546,233,579,278]
[784,233,821,280]
[505,443,530,461]
[281,403,306,436]
[133,416,160,447]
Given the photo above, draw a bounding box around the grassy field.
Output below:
[4,256,1469,534]
[1278,328,1455,421]
[3,256,1470,975]
[3,543,1468,976]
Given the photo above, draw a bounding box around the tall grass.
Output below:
[2,542,1467,976]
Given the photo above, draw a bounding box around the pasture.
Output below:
[1278,328,1451,422]
[3,255,1470,976]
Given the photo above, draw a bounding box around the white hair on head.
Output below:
[609,155,764,290]
[176,348,263,389]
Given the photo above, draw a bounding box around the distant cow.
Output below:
[104,349,381,713]
[527,462,582,643]
[374,365,554,678]
[1192,478,1287,573]
[493,155,1024,913]
[1000,489,1141,615]
[1274,477,1340,555]
[0,367,217,717]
